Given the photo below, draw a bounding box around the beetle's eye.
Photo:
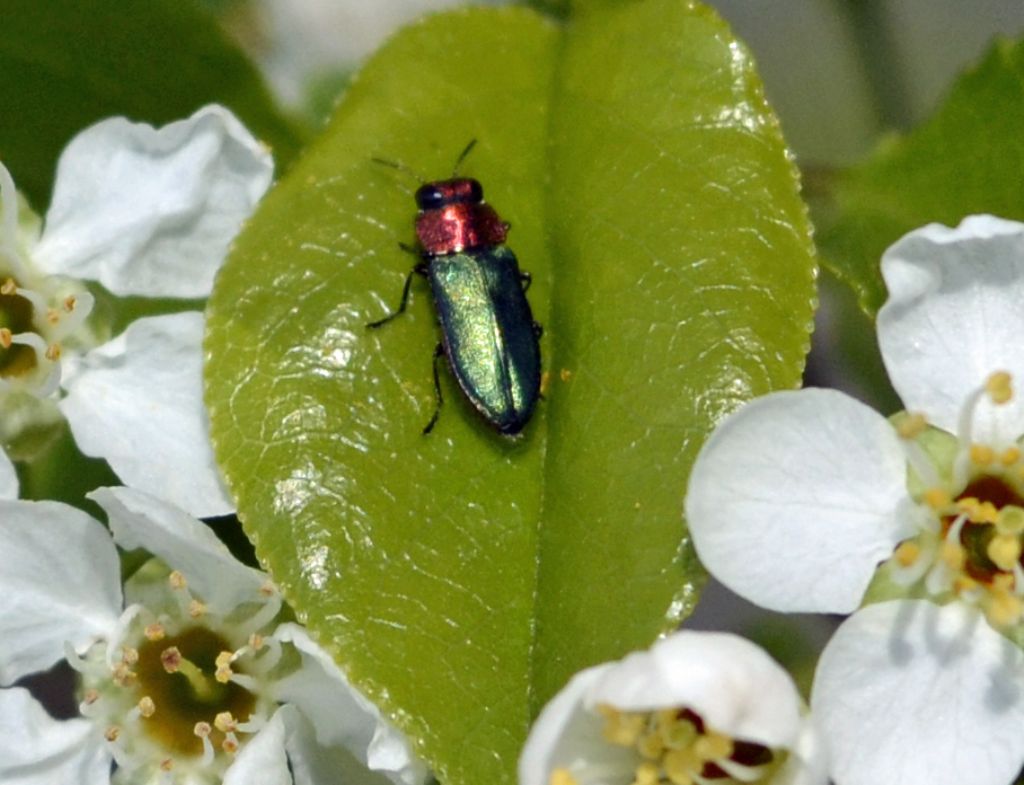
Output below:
[415,184,445,210]
[467,179,483,203]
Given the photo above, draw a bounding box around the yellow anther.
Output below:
[0,328,12,349]
[145,623,166,641]
[160,647,182,674]
[637,731,664,760]
[121,647,139,666]
[549,768,578,785]
[160,759,174,772]
[659,714,699,750]
[997,505,1024,536]
[138,696,156,718]
[222,735,240,755]
[896,412,928,439]
[600,706,645,746]
[1002,447,1022,466]
[953,574,979,594]
[44,343,60,361]
[112,662,136,687]
[0,278,16,295]
[987,591,1023,628]
[663,749,700,785]
[188,600,207,618]
[193,721,212,738]
[976,502,1000,525]
[941,541,966,571]
[169,571,187,590]
[104,726,121,743]
[214,712,237,733]
[970,444,995,466]
[957,497,980,517]
[46,308,59,325]
[893,541,922,567]
[923,488,952,511]
[987,372,1014,405]
[63,295,76,312]
[693,731,733,762]
[82,689,99,705]
[631,761,661,785]
[987,534,1022,572]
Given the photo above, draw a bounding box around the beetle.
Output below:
[368,142,542,436]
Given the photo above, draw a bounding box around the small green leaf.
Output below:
[817,38,1024,315]
[205,4,815,785]
[0,0,303,207]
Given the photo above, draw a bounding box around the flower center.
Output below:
[551,705,776,785]
[72,565,284,783]
[890,372,1024,628]
[135,626,257,756]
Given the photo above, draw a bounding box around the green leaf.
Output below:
[205,4,815,785]
[0,0,303,208]
[817,38,1024,315]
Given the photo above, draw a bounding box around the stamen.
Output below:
[987,535,1021,571]
[550,768,579,785]
[1002,447,1021,466]
[194,723,215,766]
[970,444,995,467]
[137,696,156,718]
[896,412,928,439]
[894,541,921,567]
[161,646,219,701]
[898,438,941,489]
[922,488,951,511]
[986,371,1013,405]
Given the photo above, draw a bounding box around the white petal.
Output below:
[589,631,803,749]
[878,216,1024,441]
[285,708,396,785]
[223,705,291,785]
[272,623,427,785]
[34,105,272,298]
[686,388,913,613]
[812,600,1024,785]
[520,663,634,785]
[59,312,233,517]
[0,501,121,684]
[0,448,18,499]
[773,715,828,785]
[89,486,265,615]
[0,687,110,785]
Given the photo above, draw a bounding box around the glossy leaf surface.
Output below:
[206,4,816,785]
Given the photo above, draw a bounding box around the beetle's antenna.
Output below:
[371,156,426,184]
[451,139,477,177]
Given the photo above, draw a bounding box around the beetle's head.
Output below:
[414,178,484,211]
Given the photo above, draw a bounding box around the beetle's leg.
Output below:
[422,343,445,435]
[366,262,428,329]
[398,241,419,256]
[532,321,544,339]
[519,270,532,292]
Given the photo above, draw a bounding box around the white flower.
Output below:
[685,215,1024,785]
[519,631,824,785]
[0,486,426,785]
[0,106,272,515]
